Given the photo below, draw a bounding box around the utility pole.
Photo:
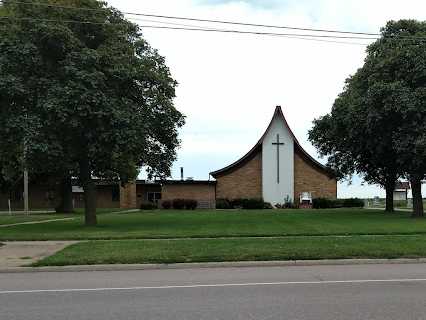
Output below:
[24,169,29,215]
[23,110,29,215]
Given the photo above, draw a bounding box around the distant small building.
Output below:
[394,181,410,201]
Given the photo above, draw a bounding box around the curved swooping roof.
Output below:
[210,106,335,179]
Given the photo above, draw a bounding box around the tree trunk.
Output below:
[410,174,424,218]
[79,158,97,226]
[56,175,74,213]
[385,178,395,213]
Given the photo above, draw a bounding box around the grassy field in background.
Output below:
[366,199,426,209]
[2,208,426,241]
[34,235,426,266]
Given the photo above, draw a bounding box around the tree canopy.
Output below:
[309,20,426,216]
[0,0,185,224]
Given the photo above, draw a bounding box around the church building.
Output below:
[0,106,337,211]
[210,106,337,205]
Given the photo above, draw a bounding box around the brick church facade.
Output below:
[210,106,336,205]
[120,106,337,208]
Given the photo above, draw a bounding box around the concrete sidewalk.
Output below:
[0,217,75,228]
[0,241,77,268]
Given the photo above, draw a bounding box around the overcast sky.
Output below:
[109,0,426,198]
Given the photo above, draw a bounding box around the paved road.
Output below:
[1,263,426,319]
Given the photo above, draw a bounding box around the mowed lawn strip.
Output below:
[3,209,426,241]
[35,235,426,266]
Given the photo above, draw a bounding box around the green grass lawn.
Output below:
[2,208,426,241]
[34,235,426,266]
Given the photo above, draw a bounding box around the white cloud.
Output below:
[108,0,426,198]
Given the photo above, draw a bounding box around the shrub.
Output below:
[313,197,364,209]
[332,199,344,208]
[172,198,185,210]
[282,195,297,209]
[161,200,172,209]
[216,198,232,209]
[312,198,333,209]
[184,199,198,210]
[263,202,273,209]
[275,202,297,209]
[285,201,297,209]
[140,201,157,210]
[394,200,407,208]
[227,198,269,209]
[241,198,265,209]
[342,198,364,208]
[230,198,245,208]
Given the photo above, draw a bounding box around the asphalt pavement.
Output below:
[1,263,426,319]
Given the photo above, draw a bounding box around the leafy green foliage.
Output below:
[140,201,158,210]
[161,200,172,209]
[172,198,185,210]
[184,199,198,210]
[309,20,426,213]
[312,198,364,209]
[215,198,232,209]
[0,0,184,224]
[230,198,267,209]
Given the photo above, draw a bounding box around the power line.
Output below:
[127,18,370,45]
[0,0,380,36]
[136,25,378,40]
[1,0,426,43]
[0,12,425,45]
[2,0,426,43]
[118,16,370,44]
[0,15,379,40]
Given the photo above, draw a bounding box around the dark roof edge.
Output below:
[210,144,261,178]
[162,180,216,185]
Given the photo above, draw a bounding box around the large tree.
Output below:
[0,0,184,224]
[309,20,426,214]
[372,20,426,217]
[309,84,402,212]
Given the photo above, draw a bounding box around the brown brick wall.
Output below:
[0,184,119,210]
[96,185,120,208]
[120,182,137,209]
[216,151,262,199]
[162,184,215,201]
[294,150,337,203]
[0,184,58,210]
[161,184,216,208]
[69,185,120,209]
[136,184,161,207]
